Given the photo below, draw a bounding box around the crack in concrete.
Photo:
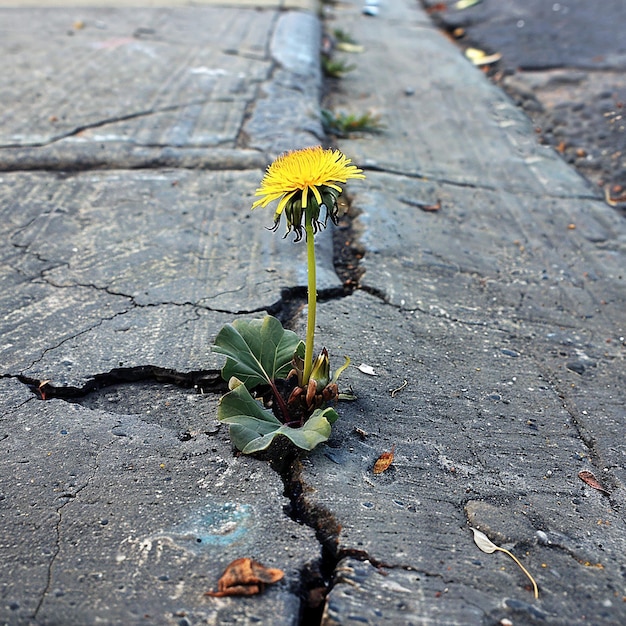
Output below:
[275,455,461,624]
[362,164,601,202]
[0,99,218,151]
[19,363,225,400]
[39,271,283,317]
[22,307,134,374]
[33,438,111,620]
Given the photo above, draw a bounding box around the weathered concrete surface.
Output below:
[0,8,322,167]
[1,168,339,389]
[0,377,318,625]
[326,1,601,199]
[0,5,330,624]
[300,292,626,624]
[1,0,626,623]
[422,0,626,208]
[294,0,626,623]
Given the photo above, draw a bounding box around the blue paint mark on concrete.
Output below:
[170,502,252,550]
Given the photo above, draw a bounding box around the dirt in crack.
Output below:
[20,365,224,401]
[333,194,366,294]
[265,450,342,625]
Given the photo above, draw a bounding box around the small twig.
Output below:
[496,546,539,600]
[390,380,408,398]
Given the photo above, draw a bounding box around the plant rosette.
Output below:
[211,146,364,454]
[213,316,349,454]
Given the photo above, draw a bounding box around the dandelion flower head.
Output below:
[252,146,365,216]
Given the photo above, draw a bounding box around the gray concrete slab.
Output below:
[326,0,600,199]
[0,7,322,167]
[0,377,319,625]
[356,171,625,322]
[289,0,626,622]
[299,292,626,624]
[1,169,340,389]
[1,0,625,623]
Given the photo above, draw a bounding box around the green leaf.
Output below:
[217,382,337,453]
[212,316,304,390]
[217,380,281,430]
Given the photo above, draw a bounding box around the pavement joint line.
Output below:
[361,164,602,202]
[0,98,220,151]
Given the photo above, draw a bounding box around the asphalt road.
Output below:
[422,0,626,211]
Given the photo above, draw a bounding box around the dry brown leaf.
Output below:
[38,380,51,400]
[604,184,626,206]
[578,470,610,495]
[205,558,284,597]
[373,445,395,474]
[425,2,447,14]
[417,200,441,212]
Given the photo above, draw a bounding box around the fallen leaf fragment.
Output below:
[465,47,502,66]
[578,470,610,495]
[416,200,441,212]
[357,363,378,376]
[373,445,395,474]
[470,528,539,599]
[336,42,364,53]
[455,0,481,9]
[205,558,284,597]
[390,380,408,398]
[38,380,51,400]
[604,184,626,206]
[425,2,447,14]
[470,527,498,553]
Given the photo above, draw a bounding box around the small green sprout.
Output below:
[321,109,384,137]
[322,56,356,78]
[333,29,357,45]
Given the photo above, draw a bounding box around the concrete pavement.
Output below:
[1,0,625,624]
[422,0,626,208]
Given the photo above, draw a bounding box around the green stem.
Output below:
[302,219,317,385]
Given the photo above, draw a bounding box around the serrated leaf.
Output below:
[470,527,498,554]
[217,383,336,453]
[212,316,304,390]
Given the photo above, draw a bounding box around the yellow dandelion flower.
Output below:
[252,146,365,239]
